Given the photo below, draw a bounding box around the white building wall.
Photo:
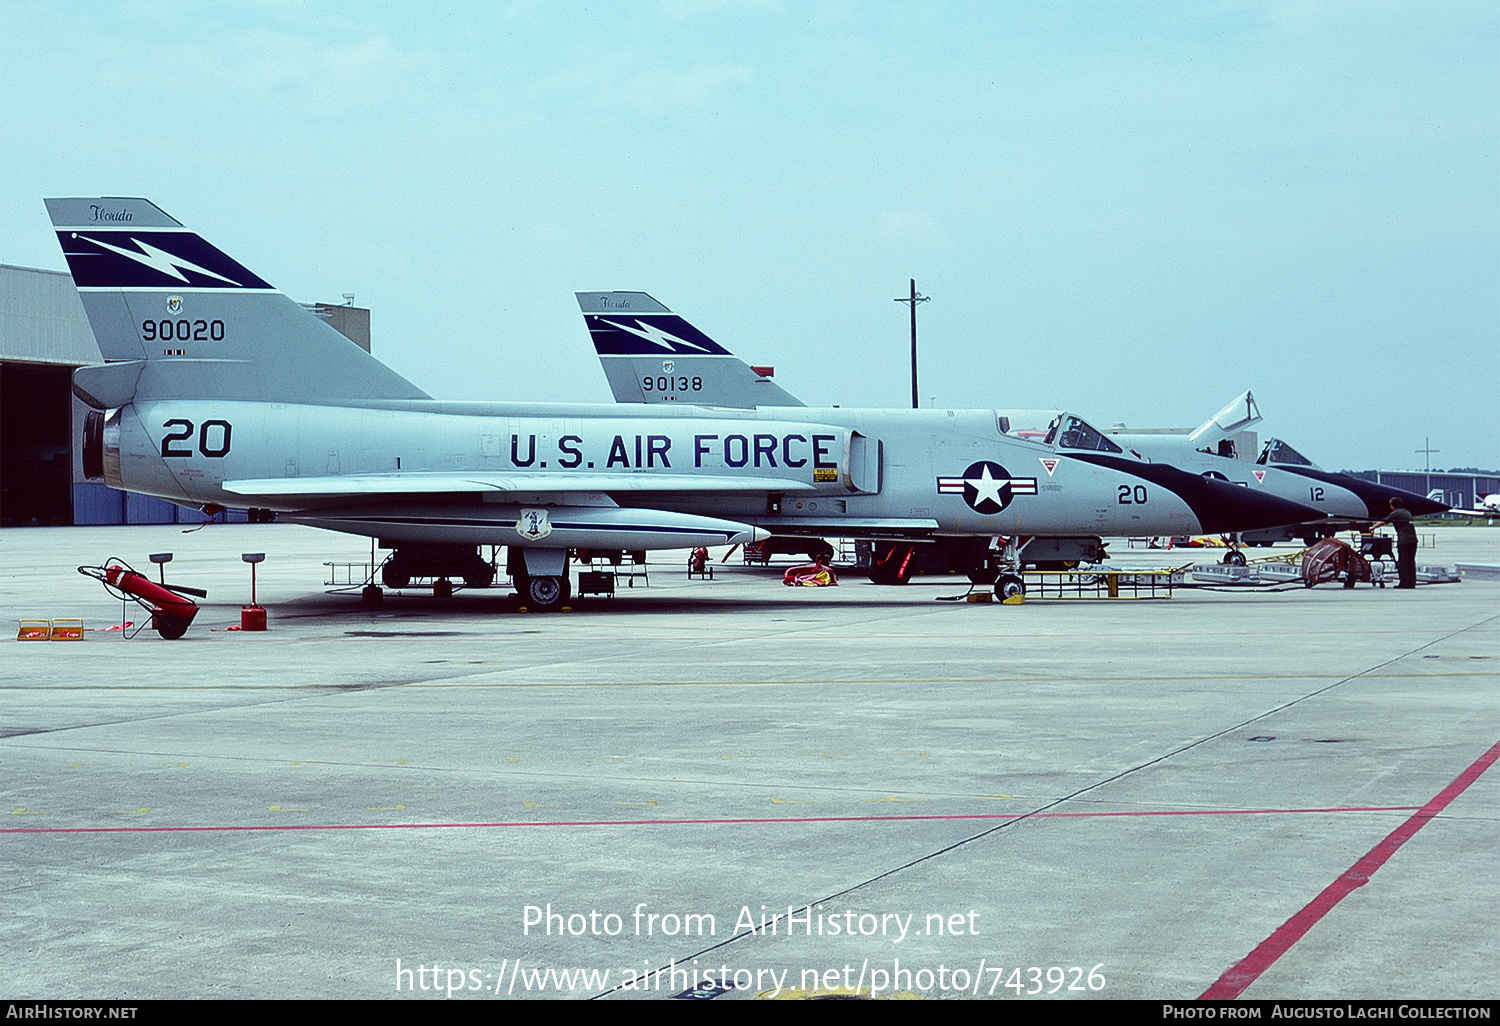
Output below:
[0,264,102,365]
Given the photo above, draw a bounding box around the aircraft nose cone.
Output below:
[1062,453,1325,534]
[1402,494,1450,517]
[1187,476,1325,534]
[1331,473,1450,518]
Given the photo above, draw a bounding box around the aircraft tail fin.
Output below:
[46,198,427,407]
[575,291,804,408]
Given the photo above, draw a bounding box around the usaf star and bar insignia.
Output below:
[936,461,1038,515]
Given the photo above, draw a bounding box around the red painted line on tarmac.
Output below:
[1200,739,1500,1001]
[3,803,1419,836]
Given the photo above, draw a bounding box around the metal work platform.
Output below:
[1023,567,1178,599]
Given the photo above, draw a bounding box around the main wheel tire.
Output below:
[464,563,495,588]
[808,540,835,562]
[382,564,411,588]
[1223,550,1247,567]
[526,575,565,611]
[997,574,1026,600]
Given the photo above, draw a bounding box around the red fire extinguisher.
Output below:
[79,560,205,639]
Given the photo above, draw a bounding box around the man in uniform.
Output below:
[1377,497,1418,589]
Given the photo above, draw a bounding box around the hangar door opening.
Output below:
[1,362,73,526]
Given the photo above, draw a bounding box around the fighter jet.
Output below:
[580,291,804,409]
[53,197,1321,609]
[579,294,1447,559]
[1247,438,1449,539]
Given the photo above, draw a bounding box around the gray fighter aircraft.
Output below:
[581,291,804,409]
[579,293,1447,561]
[53,197,1322,609]
[1248,438,1448,537]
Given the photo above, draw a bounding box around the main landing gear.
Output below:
[507,547,571,612]
[866,536,1107,598]
[513,572,571,612]
[867,542,917,585]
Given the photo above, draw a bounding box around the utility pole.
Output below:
[1416,437,1439,473]
[893,279,929,409]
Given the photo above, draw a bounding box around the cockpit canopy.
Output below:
[995,411,1125,453]
[1257,438,1318,468]
[1047,414,1123,454]
[994,409,1062,445]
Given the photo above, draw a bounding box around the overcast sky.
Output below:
[2,1,1494,471]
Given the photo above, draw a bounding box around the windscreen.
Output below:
[1055,415,1123,454]
[1257,439,1314,467]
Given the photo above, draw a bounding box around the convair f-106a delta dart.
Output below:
[578,293,1446,565]
[52,197,1321,608]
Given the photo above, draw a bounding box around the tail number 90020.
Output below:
[142,319,226,342]
[161,418,232,458]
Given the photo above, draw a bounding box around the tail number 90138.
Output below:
[642,376,702,394]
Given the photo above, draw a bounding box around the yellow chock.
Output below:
[1001,595,1025,605]
[49,619,84,640]
[18,620,51,641]
[966,591,993,603]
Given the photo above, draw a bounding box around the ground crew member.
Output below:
[1376,497,1418,589]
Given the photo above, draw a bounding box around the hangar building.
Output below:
[0,263,369,527]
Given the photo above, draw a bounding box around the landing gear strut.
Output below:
[509,547,571,612]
